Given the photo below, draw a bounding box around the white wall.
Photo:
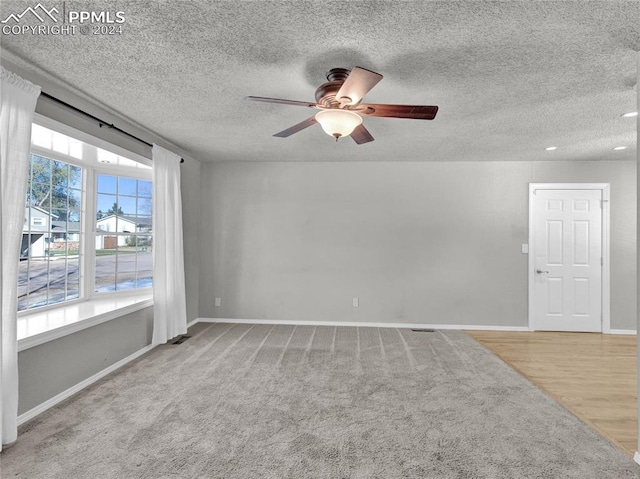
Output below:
[18,307,153,415]
[200,160,636,330]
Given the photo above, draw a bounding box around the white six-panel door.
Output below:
[531,189,603,332]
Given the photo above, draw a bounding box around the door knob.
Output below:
[536,269,549,274]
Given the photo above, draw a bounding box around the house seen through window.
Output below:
[95,174,153,292]
[18,120,153,312]
[19,155,83,310]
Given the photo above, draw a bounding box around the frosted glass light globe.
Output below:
[315,110,363,139]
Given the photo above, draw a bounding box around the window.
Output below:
[31,123,83,160]
[95,174,153,292]
[19,155,83,310]
[18,118,153,313]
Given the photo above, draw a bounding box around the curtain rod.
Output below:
[40,91,184,164]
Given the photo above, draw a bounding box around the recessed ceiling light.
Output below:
[613,146,627,150]
[621,111,638,118]
[545,146,557,151]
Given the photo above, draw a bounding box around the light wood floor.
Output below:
[467,331,637,457]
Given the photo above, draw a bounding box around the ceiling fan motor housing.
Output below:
[315,68,352,108]
[325,67,351,82]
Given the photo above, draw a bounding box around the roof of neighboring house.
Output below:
[96,214,152,227]
[129,215,152,227]
[52,221,81,232]
[26,205,59,218]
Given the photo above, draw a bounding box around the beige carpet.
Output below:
[2,323,639,478]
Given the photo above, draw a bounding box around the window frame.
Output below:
[91,169,154,296]
[20,154,85,312]
[18,114,153,317]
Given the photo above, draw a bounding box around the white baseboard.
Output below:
[195,317,531,331]
[17,343,156,427]
[186,318,200,329]
[196,318,639,335]
[608,329,637,335]
[634,451,640,466]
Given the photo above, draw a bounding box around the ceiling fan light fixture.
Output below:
[247,66,437,144]
[315,109,362,139]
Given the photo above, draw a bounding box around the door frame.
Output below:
[528,183,611,332]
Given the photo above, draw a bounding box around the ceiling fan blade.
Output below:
[245,96,317,108]
[335,67,383,106]
[360,104,439,120]
[273,116,318,138]
[350,124,374,145]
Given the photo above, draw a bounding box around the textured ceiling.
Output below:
[1,1,639,162]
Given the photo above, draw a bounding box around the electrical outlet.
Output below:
[521,244,529,254]
[352,298,359,308]
[215,297,221,307]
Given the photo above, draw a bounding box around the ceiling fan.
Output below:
[245,66,438,144]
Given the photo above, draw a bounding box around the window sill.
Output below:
[17,292,153,352]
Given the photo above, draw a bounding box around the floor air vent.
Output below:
[172,335,191,345]
[411,329,435,333]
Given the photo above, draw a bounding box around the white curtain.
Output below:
[151,144,187,344]
[0,67,41,450]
